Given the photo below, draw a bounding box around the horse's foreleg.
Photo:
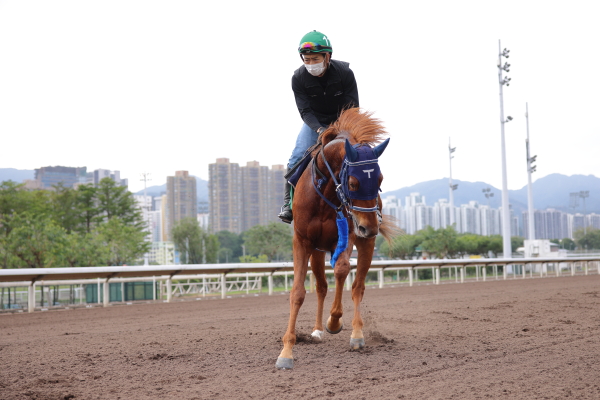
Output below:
[326,247,353,335]
[349,237,376,350]
[276,237,310,370]
[310,251,327,341]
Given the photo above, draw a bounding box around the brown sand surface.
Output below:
[1,275,600,399]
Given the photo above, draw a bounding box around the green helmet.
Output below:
[298,30,332,54]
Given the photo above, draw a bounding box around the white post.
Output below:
[585,261,588,275]
[523,264,526,279]
[152,276,156,301]
[221,273,226,299]
[285,272,289,292]
[408,268,413,287]
[483,265,487,282]
[435,268,440,285]
[79,284,83,305]
[268,273,274,296]
[121,282,125,302]
[557,263,561,277]
[166,278,172,302]
[476,265,479,281]
[455,266,458,282]
[378,269,384,289]
[97,278,101,304]
[494,264,498,280]
[103,278,110,307]
[28,282,35,313]
[346,271,352,291]
[571,262,575,276]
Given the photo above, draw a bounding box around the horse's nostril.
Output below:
[359,226,367,235]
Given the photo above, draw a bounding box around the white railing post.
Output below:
[268,273,274,296]
[103,278,110,307]
[523,264,526,279]
[460,266,464,283]
[79,284,83,305]
[408,268,413,287]
[378,269,384,289]
[28,281,35,313]
[435,268,440,285]
[152,276,156,301]
[97,278,101,304]
[585,261,588,275]
[166,278,172,302]
[345,272,351,291]
[483,265,487,282]
[221,273,226,299]
[571,262,575,276]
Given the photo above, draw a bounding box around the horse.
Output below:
[276,108,399,370]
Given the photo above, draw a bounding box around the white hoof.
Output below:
[311,330,324,341]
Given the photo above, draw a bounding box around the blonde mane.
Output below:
[321,108,387,146]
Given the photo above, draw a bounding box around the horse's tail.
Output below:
[379,213,404,245]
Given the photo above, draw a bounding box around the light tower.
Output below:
[448,138,458,226]
[525,103,536,240]
[497,40,513,271]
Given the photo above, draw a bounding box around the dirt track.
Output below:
[1,275,600,399]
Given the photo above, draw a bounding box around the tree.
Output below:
[61,232,109,268]
[420,226,458,259]
[172,218,219,264]
[95,178,142,226]
[511,236,524,252]
[574,228,600,250]
[243,223,292,262]
[380,234,420,259]
[8,214,67,268]
[216,230,244,261]
[50,184,80,233]
[75,184,99,233]
[95,218,150,266]
[560,238,576,251]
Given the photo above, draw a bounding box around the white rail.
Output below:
[0,256,598,313]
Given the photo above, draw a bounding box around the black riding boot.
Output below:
[278,181,293,224]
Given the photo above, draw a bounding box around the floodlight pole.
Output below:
[141,172,152,265]
[525,103,536,240]
[497,40,512,275]
[448,138,457,227]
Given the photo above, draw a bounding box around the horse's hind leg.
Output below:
[276,236,311,370]
[310,251,327,341]
[349,237,376,350]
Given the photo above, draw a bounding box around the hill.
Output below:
[382,174,600,215]
[0,168,34,183]
[134,176,209,201]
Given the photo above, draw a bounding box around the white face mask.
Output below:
[305,60,326,76]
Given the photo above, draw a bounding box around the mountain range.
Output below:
[1,168,597,214]
[381,173,600,215]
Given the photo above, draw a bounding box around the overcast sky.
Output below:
[1,1,598,194]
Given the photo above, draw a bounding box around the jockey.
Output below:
[278,30,360,224]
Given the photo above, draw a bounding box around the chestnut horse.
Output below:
[276,108,398,370]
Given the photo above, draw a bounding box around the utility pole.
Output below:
[580,190,589,235]
[525,103,536,240]
[497,40,513,271]
[448,138,458,227]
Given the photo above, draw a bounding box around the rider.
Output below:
[278,30,360,224]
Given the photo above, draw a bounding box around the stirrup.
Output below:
[278,207,293,224]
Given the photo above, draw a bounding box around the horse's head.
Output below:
[341,138,390,238]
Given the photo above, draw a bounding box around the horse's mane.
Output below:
[321,108,387,146]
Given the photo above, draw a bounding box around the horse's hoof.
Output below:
[275,357,294,370]
[311,330,324,341]
[350,337,365,350]
[326,317,344,334]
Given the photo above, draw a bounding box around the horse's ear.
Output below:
[345,139,358,162]
[373,138,390,158]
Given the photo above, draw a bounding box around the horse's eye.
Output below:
[349,176,359,191]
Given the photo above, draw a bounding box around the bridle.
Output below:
[310,139,382,223]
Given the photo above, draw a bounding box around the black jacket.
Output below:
[292,59,359,132]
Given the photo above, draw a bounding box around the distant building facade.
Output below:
[87,169,128,188]
[165,171,197,240]
[34,166,87,189]
[208,159,286,234]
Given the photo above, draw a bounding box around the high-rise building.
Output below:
[209,158,242,233]
[34,166,87,189]
[87,169,128,188]
[208,159,286,234]
[165,171,197,239]
[523,209,569,240]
